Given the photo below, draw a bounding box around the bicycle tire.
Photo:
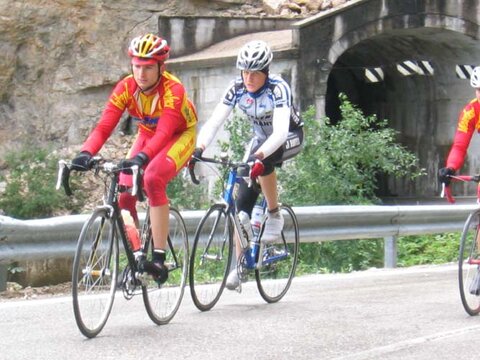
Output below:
[255,204,299,303]
[458,209,480,316]
[142,208,188,324]
[189,203,233,311]
[72,208,119,338]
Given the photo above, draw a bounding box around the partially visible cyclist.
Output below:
[191,40,303,290]
[439,66,480,185]
[71,33,197,284]
[439,66,480,293]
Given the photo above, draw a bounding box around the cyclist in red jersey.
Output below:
[71,33,197,283]
[439,66,480,185]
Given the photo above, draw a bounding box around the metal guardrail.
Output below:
[1,204,478,263]
[0,204,478,291]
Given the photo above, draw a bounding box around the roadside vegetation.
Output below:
[0,147,84,219]
[0,95,457,279]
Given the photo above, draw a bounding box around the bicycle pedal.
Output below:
[238,269,248,281]
[469,271,480,295]
[235,283,242,294]
[135,272,151,285]
[164,262,175,270]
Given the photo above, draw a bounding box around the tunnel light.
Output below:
[456,64,475,79]
[397,61,418,76]
[396,60,434,76]
[417,61,434,75]
[364,67,384,83]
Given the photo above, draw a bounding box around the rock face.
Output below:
[0,0,344,161]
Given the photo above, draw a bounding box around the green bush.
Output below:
[397,232,459,266]
[167,169,209,210]
[279,95,424,205]
[0,146,82,219]
[0,144,214,217]
[296,239,384,274]
[219,109,252,161]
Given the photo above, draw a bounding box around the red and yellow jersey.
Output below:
[82,71,197,160]
[446,98,480,170]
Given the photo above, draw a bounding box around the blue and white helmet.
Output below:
[471,66,480,88]
[236,40,273,71]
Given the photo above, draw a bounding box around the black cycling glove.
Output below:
[71,151,93,171]
[119,152,149,174]
[438,167,455,185]
[189,147,203,167]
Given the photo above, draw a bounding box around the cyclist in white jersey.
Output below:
[192,40,303,290]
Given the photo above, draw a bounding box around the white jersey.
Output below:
[223,74,297,141]
[197,74,302,158]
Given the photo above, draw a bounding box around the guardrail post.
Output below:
[384,235,397,268]
[0,264,7,292]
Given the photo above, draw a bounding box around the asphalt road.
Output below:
[1,264,479,360]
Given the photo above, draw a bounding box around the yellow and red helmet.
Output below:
[128,33,170,65]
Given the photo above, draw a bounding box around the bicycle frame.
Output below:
[96,165,186,296]
[442,173,480,316]
[201,157,288,270]
[57,158,151,293]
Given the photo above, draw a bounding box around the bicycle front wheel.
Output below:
[255,205,299,303]
[459,210,480,316]
[189,204,233,311]
[142,208,188,325]
[72,208,119,338]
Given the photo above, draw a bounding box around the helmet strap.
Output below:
[139,77,161,94]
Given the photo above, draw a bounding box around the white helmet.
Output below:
[470,66,480,88]
[236,40,273,71]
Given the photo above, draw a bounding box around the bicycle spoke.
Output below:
[459,211,480,316]
[142,208,188,324]
[255,205,299,303]
[189,204,233,311]
[72,210,118,338]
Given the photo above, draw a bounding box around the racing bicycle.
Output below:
[56,156,188,337]
[442,174,480,316]
[188,154,299,311]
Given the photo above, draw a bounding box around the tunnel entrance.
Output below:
[324,28,480,201]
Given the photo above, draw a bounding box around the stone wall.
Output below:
[0,0,169,161]
[158,16,295,57]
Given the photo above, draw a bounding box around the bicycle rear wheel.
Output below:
[142,208,188,324]
[189,204,233,311]
[72,208,118,338]
[255,205,299,303]
[459,210,480,316]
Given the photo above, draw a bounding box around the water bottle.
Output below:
[238,211,253,242]
[251,204,263,237]
[121,210,141,252]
